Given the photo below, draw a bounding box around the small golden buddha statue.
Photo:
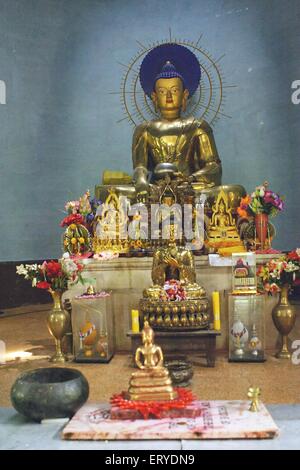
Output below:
[207,189,243,251]
[127,321,177,401]
[143,228,206,300]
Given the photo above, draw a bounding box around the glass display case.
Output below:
[72,291,114,363]
[228,293,265,362]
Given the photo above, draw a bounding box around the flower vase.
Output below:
[272,284,296,359]
[47,290,70,363]
[255,213,268,250]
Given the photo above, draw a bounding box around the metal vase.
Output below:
[272,284,296,359]
[47,290,70,363]
[255,213,268,250]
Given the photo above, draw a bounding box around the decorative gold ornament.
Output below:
[63,223,91,256]
[247,386,261,412]
[127,321,177,401]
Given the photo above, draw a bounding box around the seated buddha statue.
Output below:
[127,321,177,401]
[96,43,245,209]
[207,189,242,250]
[143,228,206,300]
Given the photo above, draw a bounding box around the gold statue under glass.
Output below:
[127,321,177,401]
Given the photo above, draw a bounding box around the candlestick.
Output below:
[212,291,221,331]
[131,309,140,333]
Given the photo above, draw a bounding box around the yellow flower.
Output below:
[63,240,68,246]
[71,237,77,245]
[70,224,76,230]
[78,237,85,244]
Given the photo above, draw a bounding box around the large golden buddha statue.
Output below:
[96,43,245,208]
[132,63,221,199]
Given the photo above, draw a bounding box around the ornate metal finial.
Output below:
[247,386,261,412]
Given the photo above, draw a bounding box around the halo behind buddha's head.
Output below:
[139,43,201,98]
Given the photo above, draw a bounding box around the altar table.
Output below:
[127,329,221,367]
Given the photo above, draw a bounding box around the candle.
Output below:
[131,309,140,333]
[212,291,221,331]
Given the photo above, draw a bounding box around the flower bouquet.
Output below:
[16,254,84,362]
[257,253,299,358]
[16,254,84,293]
[257,256,299,295]
[237,182,284,252]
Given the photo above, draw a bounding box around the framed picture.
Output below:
[232,252,257,295]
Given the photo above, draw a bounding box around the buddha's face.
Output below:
[151,77,189,120]
[142,330,153,345]
[219,201,225,214]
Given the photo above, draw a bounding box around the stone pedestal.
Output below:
[65,255,285,352]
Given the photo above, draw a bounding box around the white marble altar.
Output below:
[66,255,298,352]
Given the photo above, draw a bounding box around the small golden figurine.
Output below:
[247,386,261,412]
[207,189,244,253]
[127,321,177,401]
[85,284,96,295]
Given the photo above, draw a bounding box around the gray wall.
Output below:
[0,0,299,261]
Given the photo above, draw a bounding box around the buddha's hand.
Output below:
[163,253,180,267]
[136,181,149,203]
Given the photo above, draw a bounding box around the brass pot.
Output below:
[47,290,70,363]
[272,285,296,359]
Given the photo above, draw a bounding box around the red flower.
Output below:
[60,213,84,227]
[288,250,300,261]
[46,261,62,278]
[36,281,51,290]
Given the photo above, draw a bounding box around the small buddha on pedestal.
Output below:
[207,189,244,253]
[127,321,177,401]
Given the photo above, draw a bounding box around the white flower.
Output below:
[25,263,38,271]
[62,252,70,259]
[32,278,37,287]
[61,258,78,276]
[285,262,299,272]
[16,264,27,276]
